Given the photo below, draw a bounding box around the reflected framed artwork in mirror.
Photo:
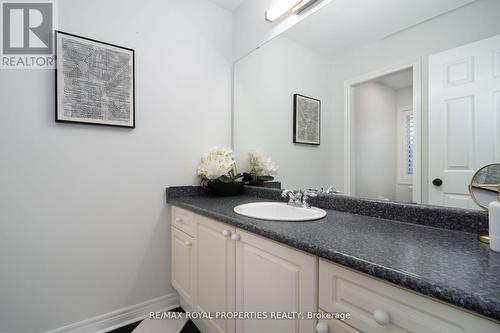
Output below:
[293,94,321,145]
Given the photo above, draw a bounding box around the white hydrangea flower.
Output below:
[248,150,278,178]
[198,147,236,181]
[248,150,264,174]
[262,157,278,176]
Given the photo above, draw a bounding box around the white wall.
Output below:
[329,0,500,202]
[234,36,334,190]
[396,87,413,109]
[232,0,334,61]
[353,83,414,202]
[0,0,232,332]
[353,82,397,200]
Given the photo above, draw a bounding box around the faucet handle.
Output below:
[281,189,298,205]
[304,190,319,198]
[306,188,321,194]
[301,190,318,208]
[306,188,321,196]
[326,186,341,194]
[282,189,318,207]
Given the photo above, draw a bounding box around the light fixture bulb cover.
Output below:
[292,0,317,13]
[265,0,302,22]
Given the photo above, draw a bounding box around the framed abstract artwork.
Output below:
[55,31,135,128]
[293,94,321,145]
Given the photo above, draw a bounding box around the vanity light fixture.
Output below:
[265,0,319,22]
[292,0,318,13]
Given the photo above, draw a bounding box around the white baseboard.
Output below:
[44,293,180,333]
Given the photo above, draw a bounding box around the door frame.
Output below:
[343,59,422,203]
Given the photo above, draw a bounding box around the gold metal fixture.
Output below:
[468,163,500,244]
[479,235,491,244]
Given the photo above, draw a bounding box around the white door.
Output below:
[235,230,317,333]
[429,34,500,208]
[194,216,235,333]
[171,228,196,308]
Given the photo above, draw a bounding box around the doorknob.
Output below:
[432,178,443,187]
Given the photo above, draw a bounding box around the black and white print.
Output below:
[55,31,135,128]
[293,94,320,145]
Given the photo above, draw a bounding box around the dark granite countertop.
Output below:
[166,187,500,322]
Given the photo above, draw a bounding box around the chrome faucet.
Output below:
[304,186,341,195]
[281,189,300,206]
[301,190,318,208]
[326,186,341,194]
[281,189,318,208]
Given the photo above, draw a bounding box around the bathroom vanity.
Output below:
[167,186,500,333]
[171,205,315,333]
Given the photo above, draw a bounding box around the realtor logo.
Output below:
[1,0,56,69]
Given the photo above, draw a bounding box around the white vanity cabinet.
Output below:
[318,260,499,333]
[171,206,500,333]
[171,206,317,333]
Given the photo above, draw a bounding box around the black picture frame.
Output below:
[293,94,321,145]
[55,31,135,128]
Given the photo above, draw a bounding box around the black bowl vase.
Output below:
[207,180,244,196]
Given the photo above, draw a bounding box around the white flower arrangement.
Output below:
[197,147,278,186]
[248,150,278,182]
[197,147,239,183]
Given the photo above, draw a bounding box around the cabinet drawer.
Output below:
[172,206,195,236]
[319,260,499,333]
[316,310,361,333]
[326,320,360,333]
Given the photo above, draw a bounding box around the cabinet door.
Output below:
[235,229,317,333]
[171,227,195,308]
[195,216,236,333]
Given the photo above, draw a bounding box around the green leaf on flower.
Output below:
[257,176,274,182]
[218,175,234,183]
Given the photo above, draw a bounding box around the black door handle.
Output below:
[432,178,443,187]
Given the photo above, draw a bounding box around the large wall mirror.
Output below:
[233,0,500,209]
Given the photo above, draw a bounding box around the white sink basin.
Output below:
[233,202,327,221]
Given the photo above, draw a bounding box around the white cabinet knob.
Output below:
[175,217,182,223]
[184,241,192,247]
[315,321,329,333]
[231,233,241,241]
[373,309,390,325]
[222,230,232,238]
